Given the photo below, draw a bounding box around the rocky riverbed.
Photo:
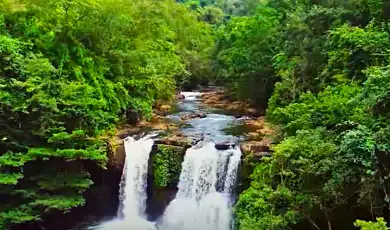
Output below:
[109,88,275,170]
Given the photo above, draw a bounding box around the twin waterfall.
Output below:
[105,136,241,230]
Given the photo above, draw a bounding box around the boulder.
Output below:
[198,112,207,118]
[177,94,185,99]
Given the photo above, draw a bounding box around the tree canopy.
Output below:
[228,0,390,230]
[0,0,213,228]
[3,0,390,229]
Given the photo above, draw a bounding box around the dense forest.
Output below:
[0,0,213,228]
[224,1,390,230]
[2,0,390,229]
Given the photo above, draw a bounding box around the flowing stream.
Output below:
[88,91,243,230]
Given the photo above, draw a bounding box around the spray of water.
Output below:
[159,142,241,230]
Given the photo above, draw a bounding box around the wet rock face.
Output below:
[214,141,237,150]
[114,141,126,170]
[106,136,126,171]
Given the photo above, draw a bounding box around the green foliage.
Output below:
[324,23,390,83]
[236,129,337,230]
[235,184,298,230]
[214,5,281,107]
[362,67,390,116]
[30,194,85,212]
[355,218,389,230]
[0,205,40,227]
[152,145,183,188]
[0,173,23,185]
[230,0,390,229]
[34,172,93,192]
[0,0,213,227]
[268,85,366,135]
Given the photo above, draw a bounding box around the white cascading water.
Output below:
[98,135,156,230]
[159,142,242,230]
[180,91,203,100]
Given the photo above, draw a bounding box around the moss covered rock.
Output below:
[151,144,185,188]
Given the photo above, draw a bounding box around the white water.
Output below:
[97,135,156,230]
[159,142,242,230]
[180,91,203,100]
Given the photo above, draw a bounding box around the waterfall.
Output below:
[159,142,242,230]
[98,135,156,230]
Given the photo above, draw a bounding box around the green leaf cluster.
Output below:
[152,145,184,188]
[214,5,281,107]
[355,218,389,230]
